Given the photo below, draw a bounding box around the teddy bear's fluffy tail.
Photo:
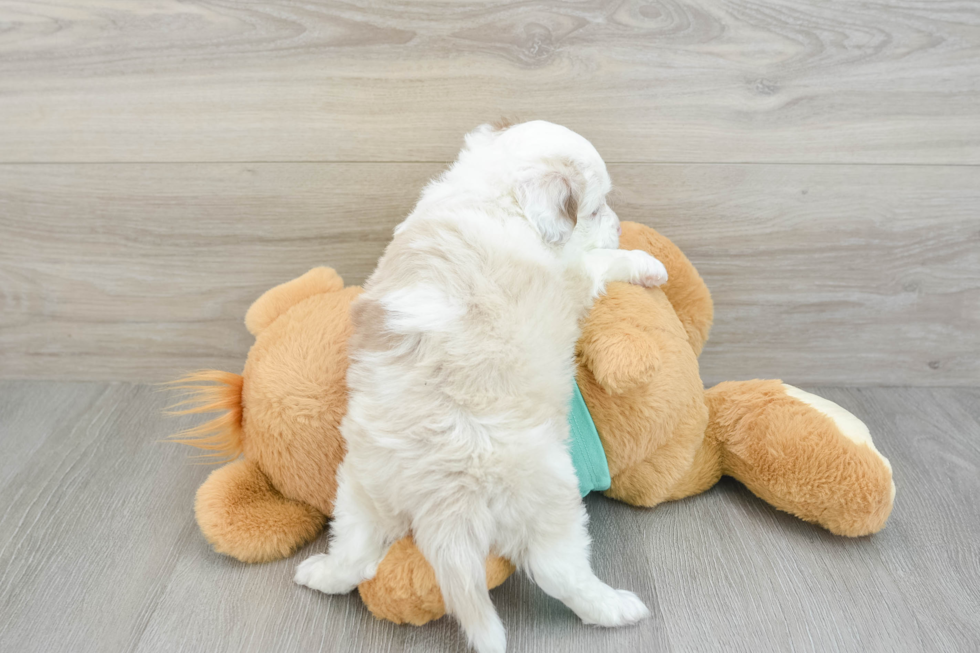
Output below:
[165,370,244,462]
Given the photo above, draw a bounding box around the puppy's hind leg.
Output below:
[295,464,399,595]
[525,500,650,627]
[413,510,506,653]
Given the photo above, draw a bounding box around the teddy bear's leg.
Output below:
[704,380,895,536]
[658,431,726,502]
[357,537,516,626]
[195,458,326,563]
[244,267,345,336]
[602,400,721,508]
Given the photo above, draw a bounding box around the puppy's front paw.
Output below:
[628,251,668,288]
[294,554,358,595]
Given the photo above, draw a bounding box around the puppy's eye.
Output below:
[591,209,599,218]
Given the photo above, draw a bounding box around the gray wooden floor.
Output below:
[0,381,977,652]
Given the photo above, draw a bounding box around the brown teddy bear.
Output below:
[171,222,895,626]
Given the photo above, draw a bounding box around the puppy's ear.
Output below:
[464,123,496,151]
[517,159,583,244]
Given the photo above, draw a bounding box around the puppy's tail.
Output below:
[416,525,506,653]
[164,370,244,463]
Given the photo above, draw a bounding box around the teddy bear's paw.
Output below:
[627,250,669,288]
[576,587,651,628]
[294,553,360,595]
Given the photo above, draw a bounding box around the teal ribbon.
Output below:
[567,382,611,497]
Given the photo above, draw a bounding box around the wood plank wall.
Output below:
[1,0,978,384]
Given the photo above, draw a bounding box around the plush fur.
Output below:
[170,268,357,560]
[171,223,895,628]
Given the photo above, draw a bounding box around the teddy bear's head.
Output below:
[574,222,715,507]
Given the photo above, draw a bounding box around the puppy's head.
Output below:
[464,120,621,249]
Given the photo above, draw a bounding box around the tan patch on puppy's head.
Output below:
[517,157,584,244]
[560,178,579,227]
[539,165,580,229]
[350,296,399,353]
[490,117,519,132]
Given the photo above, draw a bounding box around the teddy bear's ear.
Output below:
[578,283,663,394]
[245,267,344,336]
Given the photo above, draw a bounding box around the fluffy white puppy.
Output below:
[295,120,667,653]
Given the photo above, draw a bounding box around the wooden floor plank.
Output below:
[132,497,672,653]
[1,383,978,652]
[0,382,210,653]
[0,380,106,485]
[0,0,978,164]
[840,387,980,651]
[1,162,977,385]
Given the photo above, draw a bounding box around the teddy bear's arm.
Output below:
[619,222,713,355]
[195,459,326,563]
[578,282,664,394]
